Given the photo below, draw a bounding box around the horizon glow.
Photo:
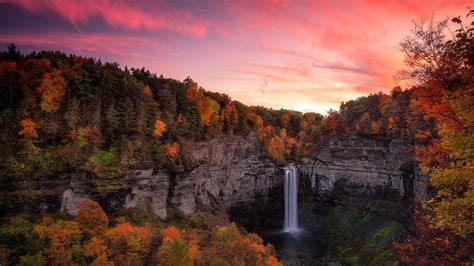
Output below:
[0,0,469,114]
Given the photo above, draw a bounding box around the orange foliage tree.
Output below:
[75,199,108,237]
[186,85,221,127]
[105,223,154,265]
[266,136,286,164]
[153,119,167,137]
[161,226,181,240]
[84,236,112,266]
[34,217,82,265]
[203,223,281,266]
[324,110,338,136]
[37,69,67,113]
[18,118,38,139]
[164,142,180,158]
[394,13,474,263]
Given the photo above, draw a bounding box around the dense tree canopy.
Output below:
[0,9,473,265]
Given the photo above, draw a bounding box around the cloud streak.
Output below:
[0,0,470,113]
[3,0,209,37]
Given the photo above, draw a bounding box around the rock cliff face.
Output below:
[299,135,429,204]
[0,133,282,221]
[122,134,282,220]
[1,134,429,225]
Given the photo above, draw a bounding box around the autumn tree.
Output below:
[266,136,286,165]
[397,17,464,89]
[18,118,38,139]
[395,11,474,263]
[153,119,167,137]
[161,226,181,241]
[323,109,338,136]
[203,223,280,266]
[221,94,239,132]
[75,199,108,237]
[186,85,221,127]
[143,85,152,96]
[83,237,112,266]
[37,69,67,113]
[164,142,180,158]
[105,223,154,265]
[34,217,83,265]
[280,113,290,126]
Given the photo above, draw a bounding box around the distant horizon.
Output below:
[0,0,470,113]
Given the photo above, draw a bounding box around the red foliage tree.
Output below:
[18,118,38,139]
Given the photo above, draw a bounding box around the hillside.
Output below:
[0,10,473,265]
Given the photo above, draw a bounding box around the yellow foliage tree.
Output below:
[37,70,67,113]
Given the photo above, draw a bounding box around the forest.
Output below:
[0,9,473,266]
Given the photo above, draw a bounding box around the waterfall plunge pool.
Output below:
[263,164,328,262]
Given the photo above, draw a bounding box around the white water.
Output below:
[284,164,299,232]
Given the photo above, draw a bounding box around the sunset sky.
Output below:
[0,0,470,114]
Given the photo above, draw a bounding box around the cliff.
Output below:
[1,134,282,221]
[1,134,429,224]
[299,135,429,205]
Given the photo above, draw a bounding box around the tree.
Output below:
[6,43,21,61]
[397,18,462,89]
[104,103,119,139]
[202,223,280,266]
[164,142,180,158]
[143,85,152,96]
[83,237,112,266]
[34,217,82,265]
[265,136,286,164]
[75,199,108,237]
[158,88,177,117]
[161,226,181,240]
[37,69,67,113]
[105,223,153,265]
[280,113,290,126]
[153,119,167,137]
[324,110,338,136]
[18,118,38,139]
[394,11,474,263]
[64,97,80,130]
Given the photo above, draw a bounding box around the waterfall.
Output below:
[284,164,298,232]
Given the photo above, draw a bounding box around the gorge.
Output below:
[1,132,429,264]
[2,12,473,261]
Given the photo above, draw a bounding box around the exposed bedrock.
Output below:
[1,134,430,226]
[299,135,430,205]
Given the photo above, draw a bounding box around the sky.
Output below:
[0,0,470,114]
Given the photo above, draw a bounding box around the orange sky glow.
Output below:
[0,0,470,114]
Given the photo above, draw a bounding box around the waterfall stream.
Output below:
[284,164,298,232]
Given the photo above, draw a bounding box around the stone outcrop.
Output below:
[183,134,281,209]
[1,133,429,224]
[13,133,282,220]
[299,135,429,204]
[123,169,170,219]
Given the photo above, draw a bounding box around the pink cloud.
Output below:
[2,0,471,114]
[0,33,156,59]
[6,0,209,37]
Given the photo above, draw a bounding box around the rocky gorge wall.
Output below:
[1,134,430,227]
[299,135,430,205]
[0,134,283,222]
[123,134,283,221]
